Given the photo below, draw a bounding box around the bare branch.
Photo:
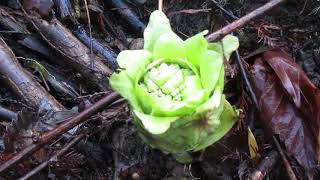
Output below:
[0,92,120,173]
[206,0,285,42]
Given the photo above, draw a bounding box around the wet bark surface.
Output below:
[0,38,64,112]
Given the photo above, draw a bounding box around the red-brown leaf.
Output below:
[263,50,320,155]
[23,0,53,16]
[250,55,319,171]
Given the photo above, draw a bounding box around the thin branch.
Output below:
[0,37,64,111]
[0,106,17,122]
[83,0,94,69]
[235,50,259,107]
[105,0,146,33]
[159,0,163,11]
[211,0,239,20]
[272,136,297,180]
[54,0,76,21]
[73,27,118,70]
[14,2,111,91]
[249,150,279,180]
[0,92,120,173]
[206,0,285,42]
[214,2,297,180]
[19,134,85,180]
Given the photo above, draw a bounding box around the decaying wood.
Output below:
[0,92,120,173]
[73,27,118,70]
[18,35,53,57]
[53,0,76,20]
[105,0,146,33]
[31,18,112,91]
[206,0,285,42]
[0,37,64,111]
[0,6,80,98]
[0,7,59,59]
[0,6,29,34]
[249,150,279,180]
[0,106,17,122]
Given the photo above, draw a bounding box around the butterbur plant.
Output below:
[109,10,239,163]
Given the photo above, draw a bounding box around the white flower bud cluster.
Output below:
[141,62,194,101]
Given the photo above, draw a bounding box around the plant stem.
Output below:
[159,0,163,11]
[83,0,94,70]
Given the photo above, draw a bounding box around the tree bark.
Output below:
[0,38,64,111]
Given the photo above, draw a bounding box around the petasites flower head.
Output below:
[109,10,239,163]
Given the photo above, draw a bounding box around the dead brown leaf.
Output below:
[250,50,319,172]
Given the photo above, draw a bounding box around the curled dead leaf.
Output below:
[263,50,320,156]
[250,50,319,172]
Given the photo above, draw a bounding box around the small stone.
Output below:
[129,38,144,50]
[131,172,140,180]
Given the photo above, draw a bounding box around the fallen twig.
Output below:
[0,6,29,34]
[0,92,120,173]
[0,6,80,98]
[159,0,163,11]
[83,0,94,69]
[73,27,118,70]
[30,17,112,91]
[0,37,64,111]
[21,57,80,99]
[272,136,297,180]
[105,0,146,33]
[19,133,85,180]
[235,27,297,180]
[53,0,76,21]
[12,2,112,91]
[213,3,297,180]
[211,0,239,20]
[0,106,17,122]
[206,0,285,42]
[249,150,279,180]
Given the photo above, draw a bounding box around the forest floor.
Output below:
[0,0,319,179]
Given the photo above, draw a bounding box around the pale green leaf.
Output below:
[208,35,239,60]
[109,71,141,110]
[199,50,224,94]
[144,10,172,51]
[153,32,186,59]
[221,35,239,59]
[195,87,223,115]
[208,42,223,54]
[117,50,152,80]
[184,30,208,68]
[134,110,179,134]
[193,98,237,151]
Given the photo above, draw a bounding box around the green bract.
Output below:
[109,10,239,163]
